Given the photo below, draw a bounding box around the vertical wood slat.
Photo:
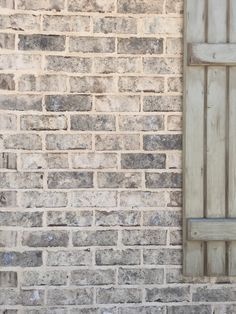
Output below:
[228,0,236,276]
[206,0,227,276]
[184,0,205,276]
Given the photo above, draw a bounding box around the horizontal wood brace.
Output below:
[187,218,236,241]
[188,43,236,65]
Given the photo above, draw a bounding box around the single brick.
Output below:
[119,76,164,93]
[0,74,15,90]
[96,134,140,151]
[0,272,17,287]
[20,115,67,131]
[145,286,190,303]
[167,152,182,169]
[95,95,140,112]
[72,230,118,247]
[118,38,163,54]
[143,17,183,34]
[212,305,236,314]
[18,74,36,92]
[143,210,181,227]
[0,114,17,130]
[166,268,183,284]
[118,268,164,285]
[43,15,90,32]
[96,249,140,265]
[166,0,183,14]
[45,95,92,112]
[68,0,115,12]
[0,191,17,208]
[17,0,64,10]
[167,77,183,93]
[18,35,65,51]
[19,75,67,92]
[0,33,15,49]
[0,0,14,9]
[46,134,92,150]
[95,210,141,227]
[4,134,42,150]
[21,153,68,170]
[143,135,182,150]
[48,172,93,189]
[47,250,92,266]
[94,57,141,74]
[22,231,69,247]
[145,172,182,188]
[47,288,93,305]
[143,57,182,74]
[118,306,165,314]
[0,54,41,71]
[47,210,93,227]
[0,172,43,189]
[0,211,43,227]
[70,76,116,93]
[97,172,142,188]
[71,269,115,286]
[71,153,117,169]
[167,115,182,131]
[122,229,167,246]
[166,38,183,55]
[0,14,40,31]
[118,0,164,13]
[71,114,116,131]
[69,37,115,53]
[22,270,67,286]
[168,305,211,314]
[120,191,166,207]
[0,95,42,111]
[0,231,17,247]
[119,115,164,131]
[0,251,42,267]
[20,289,44,306]
[20,191,67,208]
[170,230,182,245]
[0,289,18,305]
[168,191,182,207]
[45,56,92,73]
[143,248,182,265]
[70,191,117,207]
[94,17,137,34]
[97,288,142,304]
[144,96,182,112]
[124,153,166,170]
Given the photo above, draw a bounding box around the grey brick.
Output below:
[166,0,183,14]
[46,134,92,150]
[167,305,211,314]
[167,115,182,131]
[120,191,166,207]
[0,172,43,189]
[94,57,141,74]
[45,95,92,112]
[47,250,92,266]
[170,230,182,245]
[118,307,165,314]
[145,172,182,188]
[94,17,137,34]
[47,211,93,227]
[71,191,117,207]
[142,153,165,173]
[0,95,42,111]
[43,15,90,32]
[144,248,182,265]
[143,210,181,227]
[20,191,67,208]
[192,286,236,302]
[166,268,183,284]
[212,305,236,314]
[47,288,93,305]
[144,96,182,112]
[22,231,69,247]
[145,286,190,303]
[143,135,182,150]
[4,134,42,150]
[143,57,182,74]
[45,56,92,73]
[70,37,115,53]
[118,268,164,285]
[20,115,67,131]
[0,74,15,90]
[21,153,69,170]
[0,0,14,8]
[71,114,116,131]
[0,251,42,267]
[96,134,140,151]
[72,230,118,247]
[71,153,117,169]
[0,153,17,169]
[119,76,164,93]
[167,77,183,93]
[96,249,140,265]
[18,35,65,51]
[118,0,164,13]
[97,288,142,304]
[18,0,64,10]
[0,289,18,305]
[0,231,17,247]
[122,229,167,246]
[0,272,17,287]
[48,172,93,189]
[118,38,163,54]
[119,115,164,131]
[20,289,44,306]
[0,114,17,130]
[71,269,115,285]
[97,172,141,188]
[19,75,67,92]
[0,33,15,49]
[168,191,182,207]
[166,38,183,55]
[0,14,40,31]
[70,76,116,93]
[22,270,67,286]
[0,191,17,208]
[0,211,43,227]
[95,210,141,227]
[68,0,115,12]
[95,95,140,112]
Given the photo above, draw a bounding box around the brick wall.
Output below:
[0,0,235,313]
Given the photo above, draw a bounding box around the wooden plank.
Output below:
[188,43,236,65]
[184,0,206,276]
[188,219,236,241]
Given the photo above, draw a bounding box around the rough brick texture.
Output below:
[0,0,231,313]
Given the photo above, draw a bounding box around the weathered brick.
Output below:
[71,153,117,169]
[145,172,182,188]
[143,17,183,34]
[47,210,93,227]
[97,172,141,188]
[46,134,92,150]
[45,56,92,73]
[0,95,42,111]
[0,14,40,31]
[121,153,166,169]
[166,38,183,55]
[119,115,164,131]
[0,33,15,49]
[95,210,141,226]
[21,153,68,170]
[71,191,117,207]
[71,269,115,286]
[143,248,182,265]
[0,231,17,247]
[96,249,141,265]
[118,307,165,314]
[0,114,17,130]
[47,288,93,305]
[70,37,115,53]
[68,0,115,12]
[70,76,116,93]
[144,135,182,150]
[192,286,236,302]
[122,229,167,246]
[20,191,67,208]
[45,95,92,112]
[0,153,16,169]
[0,0,14,9]
[0,272,17,287]
[0,172,43,189]
[144,96,182,112]
[20,115,67,131]
[20,289,44,306]
[0,289,18,305]
[166,268,183,284]
[47,250,92,266]
[24,309,66,314]
[18,0,64,10]
[4,134,42,150]
[167,152,182,169]
[166,0,183,14]
[19,75,67,92]
[43,15,90,32]
[118,0,164,13]
[18,35,65,51]
[212,305,236,314]
[95,95,140,112]
[22,231,69,247]
[22,270,67,286]
[72,230,118,247]
[0,251,42,267]
[143,210,181,227]
[168,305,211,314]
[0,311,18,314]
[118,38,163,54]
[0,191,17,208]
[167,77,183,93]
[143,57,182,74]
[97,288,142,304]
[0,211,43,227]
[145,286,190,303]
[167,115,182,131]
[118,268,164,285]
[0,54,41,71]
[120,191,166,207]
[94,17,137,34]
[119,76,164,93]
[168,191,182,207]
[94,57,141,74]
[170,230,182,245]
[71,114,116,131]
[0,74,15,90]
[48,172,93,189]
[96,134,140,151]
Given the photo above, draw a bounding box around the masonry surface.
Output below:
[0,0,235,313]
